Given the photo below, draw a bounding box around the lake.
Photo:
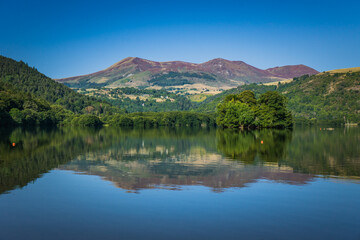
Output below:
[0,126,359,240]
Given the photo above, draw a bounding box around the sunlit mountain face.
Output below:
[56,57,319,89]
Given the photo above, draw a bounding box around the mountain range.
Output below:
[1,54,359,125]
[56,57,318,90]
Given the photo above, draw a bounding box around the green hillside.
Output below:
[0,55,125,126]
[195,72,360,124]
[0,55,109,113]
[0,81,74,126]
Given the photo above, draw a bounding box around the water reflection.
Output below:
[216,129,292,163]
[0,126,359,194]
[0,127,112,194]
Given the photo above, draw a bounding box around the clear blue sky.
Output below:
[1,0,359,78]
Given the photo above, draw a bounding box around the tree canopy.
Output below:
[216,90,293,128]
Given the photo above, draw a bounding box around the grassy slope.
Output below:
[325,67,360,74]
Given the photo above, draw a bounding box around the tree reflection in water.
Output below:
[0,126,359,194]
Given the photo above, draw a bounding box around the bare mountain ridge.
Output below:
[265,64,319,79]
[57,57,318,89]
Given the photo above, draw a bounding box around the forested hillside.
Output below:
[278,73,360,123]
[196,72,360,124]
[0,55,110,113]
[0,55,125,126]
[0,81,73,126]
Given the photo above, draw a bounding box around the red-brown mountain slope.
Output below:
[56,57,318,89]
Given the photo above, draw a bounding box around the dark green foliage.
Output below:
[150,78,191,86]
[149,71,216,86]
[106,111,215,128]
[216,90,293,128]
[0,55,127,127]
[224,90,257,106]
[279,72,360,124]
[216,101,255,128]
[259,91,286,110]
[109,115,134,127]
[0,81,74,126]
[0,55,110,114]
[71,115,103,127]
[256,91,293,128]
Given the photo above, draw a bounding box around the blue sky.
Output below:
[1,0,359,78]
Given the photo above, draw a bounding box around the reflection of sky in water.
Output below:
[0,170,359,240]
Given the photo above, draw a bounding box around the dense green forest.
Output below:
[149,71,216,86]
[196,73,360,124]
[0,56,124,126]
[105,111,216,128]
[0,81,107,127]
[0,81,74,126]
[216,90,293,128]
[0,55,114,114]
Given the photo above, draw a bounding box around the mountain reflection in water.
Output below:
[0,127,359,194]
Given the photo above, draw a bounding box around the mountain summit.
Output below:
[56,57,318,90]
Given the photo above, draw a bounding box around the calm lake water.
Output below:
[0,126,359,240]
